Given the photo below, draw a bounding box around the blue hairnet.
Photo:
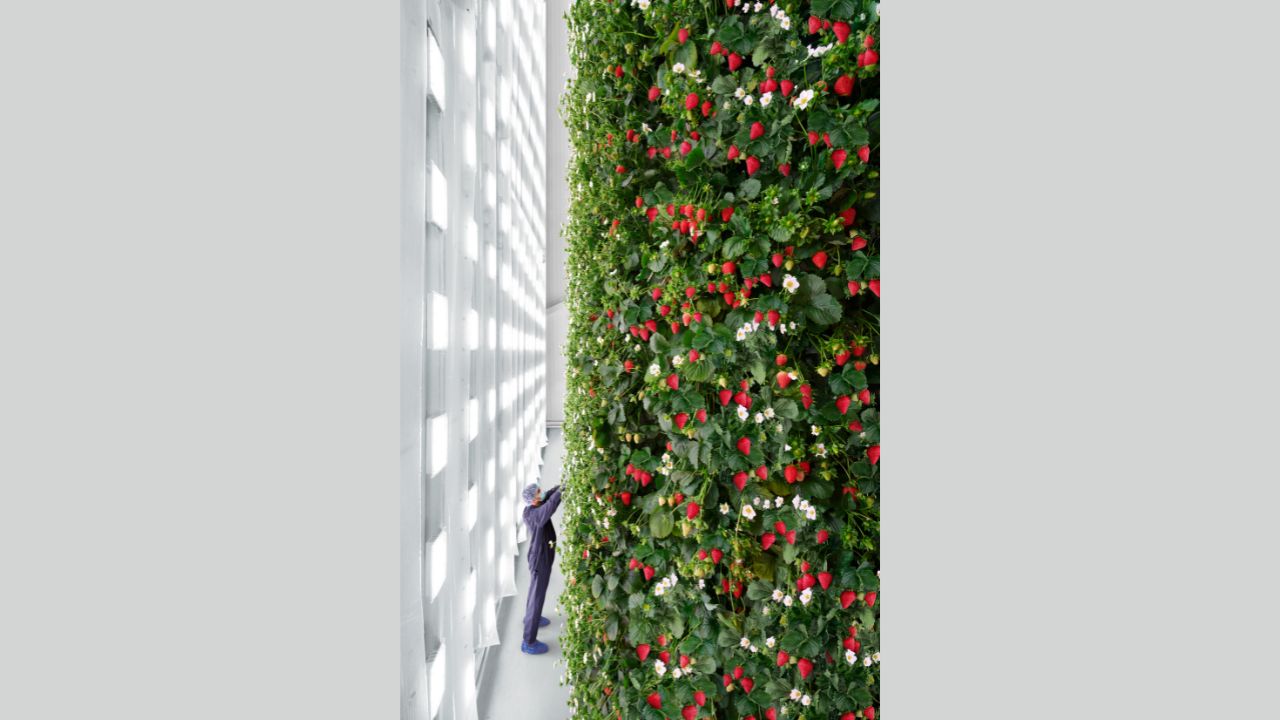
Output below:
[522,483,541,504]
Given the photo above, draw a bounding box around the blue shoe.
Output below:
[521,640,549,655]
[539,616,551,627]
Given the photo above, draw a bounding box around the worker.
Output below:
[520,482,562,655]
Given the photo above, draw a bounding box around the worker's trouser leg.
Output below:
[522,560,552,645]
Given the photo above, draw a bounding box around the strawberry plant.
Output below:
[558,1,879,718]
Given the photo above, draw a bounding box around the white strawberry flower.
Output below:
[794,89,815,110]
[764,406,775,419]
[783,594,793,607]
[672,353,684,367]
[801,695,811,706]
[723,100,733,110]
[811,424,821,436]
[743,95,754,106]
[698,578,705,588]
[739,636,751,649]
[782,274,799,293]
[800,587,813,605]
[719,502,731,515]
[779,17,791,30]
[754,412,764,424]
[759,92,773,107]
[735,87,746,99]
[774,496,784,508]
[806,506,817,521]
[648,363,661,376]
[654,659,666,675]
[742,504,757,520]
[672,62,686,74]
[750,645,758,653]
[765,636,776,648]
[790,688,802,701]
[642,122,652,133]
[752,496,761,506]
[635,0,650,9]
[814,443,827,457]
[762,606,771,616]
[672,667,683,679]
[753,2,763,11]
[863,656,873,667]
[846,649,858,665]
[736,327,748,341]
[772,589,784,602]
[872,652,881,663]
[779,324,787,335]
[789,322,797,330]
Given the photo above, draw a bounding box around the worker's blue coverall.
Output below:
[522,485,562,645]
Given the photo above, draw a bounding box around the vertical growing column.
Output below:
[558,1,881,719]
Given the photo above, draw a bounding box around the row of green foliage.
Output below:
[557,1,880,718]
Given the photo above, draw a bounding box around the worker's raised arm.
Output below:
[525,486,563,527]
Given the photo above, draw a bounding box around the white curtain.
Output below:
[402,0,547,718]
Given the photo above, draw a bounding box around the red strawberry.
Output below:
[859,388,872,405]
[798,657,814,678]
[833,21,851,44]
[722,260,737,275]
[857,145,871,164]
[733,666,744,680]
[808,130,819,145]
[719,389,733,406]
[773,520,787,535]
[685,92,699,110]
[681,654,693,669]
[755,465,767,480]
[702,100,713,117]
[848,419,863,432]
[778,163,790,177]
[674,412,689,429]
[721,206,735,222]
[813,250,828,269]
[693,689,705,705]
[746,156,761,175]
[832,148,847,169]
[711,548,723,563]
[776,371,792,389]
[759,273,772,287]
[728,52,742,71]
[818,572,833,590]
[786,530,796,544]
[740,676,753,693]
[761,533,776,550]
[649,86,661,101]
[767,309,780,326]
[728,144,740,160]
[677,27,690,44]
[835,350,851,366]
[780,79,794,96]
[659,305,671,317]
[836,395,852,414]
[624,359,636,372]
[695,408,707,423]
[862,49,879,66]
[771,252,784,267]
[800,385,812,410]
[647,692,662,709]
[661,146,672,159]
[735,390,751,408]
[865,34,876,49]
[869,278,880,297]
[844,636,857,652]
[733,471,748,491]
[784,465,798,483]
[698,549,708,561]
[682,706,697,720]
[666,373,680,390]
[616,164,626,174]
[680,140,693,156]
[711,40,724,55]
[840,590,857,608]
[637,644,651,661]
[645,319,658,333]
[750,121,765,140]
[737,437,751,455]
[834,74,854,96]
[621,492,632,506]
[672,493,684,505]
[659,650,670,664]
[808,15,822,33]
[848,281,860,296]
[615,65,625,78]
[817,529,829,543]
[776,650,789,667]
[687,502,700,519]
[657,634,667,646]
[865,707,876,720]
[629,557,640,570]
[647,146,658,159]
[865,591,877,607]
[723,674,733,689]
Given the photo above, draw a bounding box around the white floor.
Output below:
[476,427,572,720]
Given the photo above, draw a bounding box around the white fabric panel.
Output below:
[404,0,547,718]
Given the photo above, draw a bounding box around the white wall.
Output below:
[544,0,573,424]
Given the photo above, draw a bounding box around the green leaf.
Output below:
[723,235,749,259]
[773,398,799,420]
[739,178,761,201]
[650,511,675,539]
[804,293,843,325]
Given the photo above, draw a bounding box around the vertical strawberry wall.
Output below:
[557,1,880,718]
